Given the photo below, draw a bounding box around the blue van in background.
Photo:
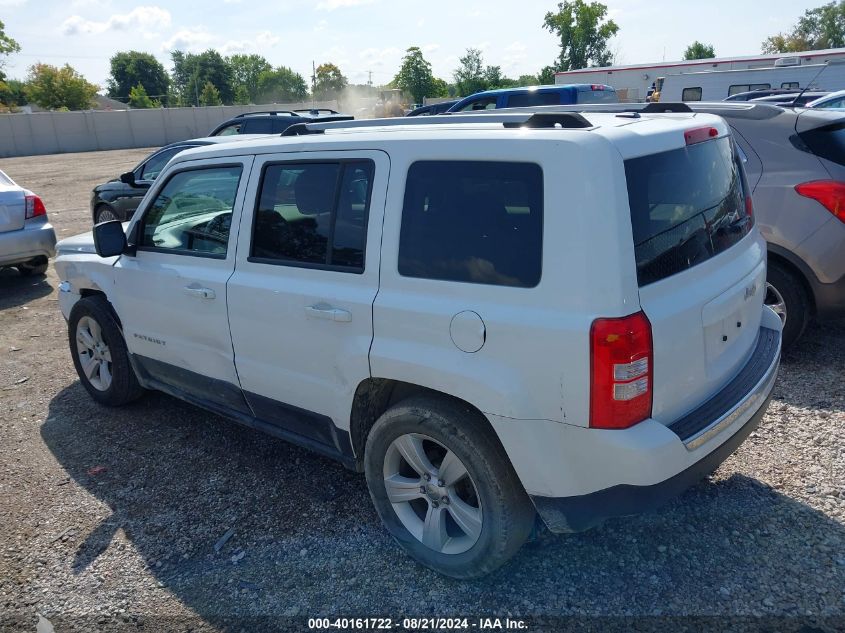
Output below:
[447,84,618,112]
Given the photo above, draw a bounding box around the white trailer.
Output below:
[659,62,845,101]
[555,48,845,102]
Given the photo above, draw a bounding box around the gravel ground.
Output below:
[0,149,843,632]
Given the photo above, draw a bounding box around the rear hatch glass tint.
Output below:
[797,121,845,166]
[624,136,753,286]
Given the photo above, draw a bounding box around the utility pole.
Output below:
[367,70,373,87]
[311,60,316,107]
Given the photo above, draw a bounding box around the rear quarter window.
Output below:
[575,89,617,104]
[797,122,845,166]
[399,161,543,288]
[506,92,562,107]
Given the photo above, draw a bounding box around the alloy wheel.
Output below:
[75,316,113,391]
[765,282,787,326]
[383,433,482,555]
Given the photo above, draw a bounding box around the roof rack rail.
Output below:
[234,110,296,118]
[293,108,340,115]
[296,112,596,134]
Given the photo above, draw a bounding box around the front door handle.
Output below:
[184,285,216,300]
[305,303,352,322]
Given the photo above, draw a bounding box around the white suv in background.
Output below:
[55,112,781,578]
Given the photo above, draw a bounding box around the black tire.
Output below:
[364,394,535,578]
[766,260,810,350]
[68,296,144,406]
[17,258,48,276]
[94,204,119,224]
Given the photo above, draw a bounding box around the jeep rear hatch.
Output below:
[624,131,766,425]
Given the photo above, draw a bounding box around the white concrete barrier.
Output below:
[0,101,340,158]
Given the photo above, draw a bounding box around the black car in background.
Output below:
[90,136,261,224]
[209,109,353,136]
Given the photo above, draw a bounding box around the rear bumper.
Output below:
[0,220,56,267]
[518,316,781,533]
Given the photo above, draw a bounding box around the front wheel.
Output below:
[68,296,144,406]
[94,204,119,224]
[364,395,535,578]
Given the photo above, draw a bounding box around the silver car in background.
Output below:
[0,169,56,276]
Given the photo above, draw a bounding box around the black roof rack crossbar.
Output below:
[502,112,592,129]
[234,110,297,118]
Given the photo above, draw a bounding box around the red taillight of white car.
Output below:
[795,180,845,223]
[590,311,653,430]
[24,194,46,220]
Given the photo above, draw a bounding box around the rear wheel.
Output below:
[766,260,809,349]
[94,204,119,224]
[17,257,48,276]
[68,296,144,406]
[364,395,535,578]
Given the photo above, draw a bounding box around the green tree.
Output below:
[517,73,541,85]
[199,81,222,106]
[128,82,155,108]
[543,0,619,70]
[393,46,439,103]
[24,63,98,110]
[228,53,272,103]
[430,77,449,97]
[0,78,26,106]
[314,62,347,99]
[0,19,20,82]
[107,51,169,105]
[763,1,845,53]
[171,50,234,105]
[538,65,558,84]
[257,66,308,102]
[484,66,518,89]
[453,48,487,96]
[683,41,716,60]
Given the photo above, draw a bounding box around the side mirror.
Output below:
[119,171,137,186]
[93,220,128,258]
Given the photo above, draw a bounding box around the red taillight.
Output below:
[590,84,605,91]
[684,127,719,145]
[24,195,46,220]
[745,194,754,218]
[590,311,653,430]
[795,180,845,223]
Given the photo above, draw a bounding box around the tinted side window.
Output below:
[140,146,188,181]
[399,161,543,288]
[215,122,242,136]
[141,166,242,256]
[682,87,702,101]
[506,92,561,107]
[251,161,373,271]
[797,122,845,166]
[242,118,274,134]
[458,97,498,112]
[728,85,750,96]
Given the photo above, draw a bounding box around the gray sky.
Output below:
[0,0,830,90]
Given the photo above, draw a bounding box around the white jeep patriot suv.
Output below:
[55,111,782,578]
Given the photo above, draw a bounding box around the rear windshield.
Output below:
[624,136,753,286]
[797,122,845,166]
[576,89,618,104]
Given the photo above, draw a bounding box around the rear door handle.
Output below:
[184,286,216,300]
[305,304,352,322]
